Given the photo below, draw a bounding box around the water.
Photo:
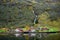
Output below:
[0,33,60,40]
[13,33,60,40]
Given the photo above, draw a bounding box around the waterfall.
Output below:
[34,15,38,24]
[32,8,38,25]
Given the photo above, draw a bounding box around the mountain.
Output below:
[0,0,60,27]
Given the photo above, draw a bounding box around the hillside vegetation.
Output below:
[0,0,60,28]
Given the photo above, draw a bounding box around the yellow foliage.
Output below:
[38,12,49,20]
[47,20,60,27]
[10,0,14,3]
[29,6,33,10]
[34,24,39,27]
[3,0,6,3]
[38,12,60,28]
[23,26,30,31]
[38,12,49,24]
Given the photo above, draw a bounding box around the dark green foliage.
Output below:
[0,0,35,27]
[0,0,60,27]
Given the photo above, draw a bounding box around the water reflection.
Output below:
[14,33,21,37]
[14,33,59,40]
[0,33,60,40]
[14,32,48,39]
[14,33,36,37]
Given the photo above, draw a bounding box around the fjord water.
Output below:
[0,33,60,40]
